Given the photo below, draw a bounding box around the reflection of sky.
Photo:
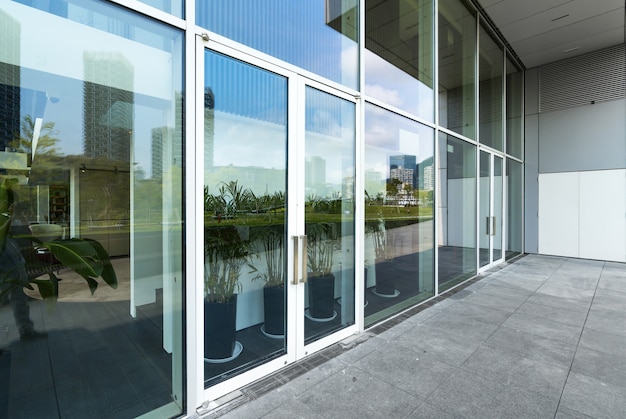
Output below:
[6,2,183,178]
[364,49,434,121]
[199,0,359,89]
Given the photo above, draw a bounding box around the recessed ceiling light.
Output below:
[563,46,580,53]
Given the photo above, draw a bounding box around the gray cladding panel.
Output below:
[538,99,626,173]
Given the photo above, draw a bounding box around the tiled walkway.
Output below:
[206,254,626,418]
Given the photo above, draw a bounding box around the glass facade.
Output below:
[365,0,435,120]
[198,0,359,90]
[364,104,435,326]
[438,0,477,139]
[0,1,184,417]
[506,55,523,158]
[479,24,503,151]
[1,0,526,416]
[437,134,477,291]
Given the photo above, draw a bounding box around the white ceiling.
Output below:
[475,0,626,68]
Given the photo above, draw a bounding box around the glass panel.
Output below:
[304,87,355,344]
[198,0,359,90]
[139,0,183,18]
[479,151,490,267]
[506,159,523,260]
[438,0,476,139]
[437,133,476,291]
[0,1,184,417]
[479,24,503,150]
[365,0,435,121]
[493,156,503,261]
[363,103,435,327]
[506,56,523,158]
[203,51,288,386]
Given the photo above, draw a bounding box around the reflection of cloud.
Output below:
[364,84,404,108]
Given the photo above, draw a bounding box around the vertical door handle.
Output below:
[300,235,307,284]
[486,217,490,235]
[292,235,299,285]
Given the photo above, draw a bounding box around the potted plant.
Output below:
[368,217,397,297]
[250,223,285,337]
[204,224,249,360]
[306,222,339,320]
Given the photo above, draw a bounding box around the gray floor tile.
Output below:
[560,372,626,419]
[295,365,423,418]
[590,289,626,311]
[578,328,626,357]
[422,311,500,343]
[353,340,455,398]
[490,275,546,293]
[460,345,569,402]
[535,283,595,303]
[525,293,591,313]
[516,300,589,328]
[584,307,626,337]
[483,326,578,368]
[426,369,558,419]
[554,407,594,418]
[457,290,526,313]
[572,346,626,388]
[406,402,459,419]
[476,282,535,299]
[436,300,513,326]
[596,274,626,293]
[394,324,482,367]
[283,357,349,397]
[502,312,582,344]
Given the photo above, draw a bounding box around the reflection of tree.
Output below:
[8,115,61,157]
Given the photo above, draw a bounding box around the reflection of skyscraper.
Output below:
[389,154,417,188]
[306,156,326,187]
[152,92,183,179]
[83,52,133,161]
[423,164,434,190]
[0,10,20,152]
[204,87,215,168]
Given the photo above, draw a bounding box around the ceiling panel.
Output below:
[476,0,625,68]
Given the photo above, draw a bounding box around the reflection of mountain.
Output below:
[83,52,133,162]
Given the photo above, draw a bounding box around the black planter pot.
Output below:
[204,295,237,359]
[263,285,285,336]
[308,274,335,319]
[375,260,397,296]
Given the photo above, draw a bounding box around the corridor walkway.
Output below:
[204,254,626,418]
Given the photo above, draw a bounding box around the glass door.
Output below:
[200,45,357,393]
[298,83,356,352]
[479,150,504,270]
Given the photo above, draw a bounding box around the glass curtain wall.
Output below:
[438,0,477,140]
[506,55,523,159]
[506,159,523,259]
[364,104,435,326]
[0,1,184,417]
[437,134,476,290]
[202,51,288,386]
[478,24,503,151]
[365,0,435,121]
[197,0,359,90]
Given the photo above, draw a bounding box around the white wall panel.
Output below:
[579,170,626,262]
[539,170,626,262]
[538,172,579,257]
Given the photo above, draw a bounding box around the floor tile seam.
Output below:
[553,262,604,416]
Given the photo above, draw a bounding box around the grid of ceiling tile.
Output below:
[539,45,626,113]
